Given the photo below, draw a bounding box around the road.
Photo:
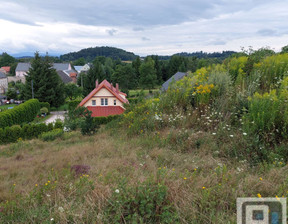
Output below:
[45,111,66,124]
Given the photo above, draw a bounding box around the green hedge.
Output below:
[93,115,122,125]
[0,122,63,144]
[0,99,41,129]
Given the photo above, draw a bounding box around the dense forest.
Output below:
[60,46,137,62]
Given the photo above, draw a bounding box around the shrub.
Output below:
[40,107,48,114]
[40,129,64,141]
[243,90,282,142]
[39,102,50,113]
[68,100,81,111]
[54,120,63,129]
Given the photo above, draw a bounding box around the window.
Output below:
[114,100,116,105]
[101,98,108,106]
[92,100,96,106]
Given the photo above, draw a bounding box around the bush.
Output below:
[40,107,48,114]
[39,102,50,113]
[0,99,41,129]
[40,129,64,141]
[54,120,63,129]
[68,100,81,111]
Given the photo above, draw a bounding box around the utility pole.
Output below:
[31,80,34,99]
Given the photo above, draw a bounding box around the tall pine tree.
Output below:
[139,57,157,90]
[24,52,65,107]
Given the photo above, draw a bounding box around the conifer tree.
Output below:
[24,52,65,107]
[139,57,157,90]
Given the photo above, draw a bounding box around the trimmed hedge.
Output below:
[93,115,122,125]
[0,122,63,144]
[0,99,41,129]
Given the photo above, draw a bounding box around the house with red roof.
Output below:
[79,79,129,117]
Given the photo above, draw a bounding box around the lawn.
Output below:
[0,104,17,111]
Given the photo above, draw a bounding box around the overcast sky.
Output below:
[0,0,287,56]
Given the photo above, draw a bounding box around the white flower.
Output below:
[229,135,234,137]
[58,206,64,212]
[46,194,51,197]
[115,189,120,193]
[243,132,247,136]
[50,218,54,221]
[212,133,216,135]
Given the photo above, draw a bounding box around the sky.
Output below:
[0,0,287,56]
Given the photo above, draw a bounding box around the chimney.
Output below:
[110,82,113,90]
[96,79,99,88]
[116,83,119,92]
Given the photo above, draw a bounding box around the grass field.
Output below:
[0,125,287,223]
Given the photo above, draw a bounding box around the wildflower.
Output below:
[229,135,234,137]
[48,181,50,183]
[259,177,263,181]
[257,193,262,198]
[58,206,64,212]
[50,218,54,221]
[46,194,51,197]
[194,168,197,171]
[183,177,187,180]
[212,132,216,135]
[202,187,206,189]
[45,183,48,186]
[115,189,120,194]
[172,168,175,171]
[243,132,247,136]
[276,195,280,201]
[35,184,38,187]
[13,183,16,186]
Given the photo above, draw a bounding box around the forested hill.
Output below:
[157,51,237,60]
[60,46,138,61]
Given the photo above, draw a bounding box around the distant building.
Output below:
[0,66,10,74]
[161,72,187,91]
[74,64,90,74]
[15,62,77,84]
[79,79,129,117]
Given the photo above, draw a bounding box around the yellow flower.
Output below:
[35,184,38,187]
[194,168,197,171]
[257,193,262,198]
[183,177,187,180]
[13,183,16,186]
[45,183,48,186]
[48,181,50,183]
[202,186,206,189]
[259,177,263,181]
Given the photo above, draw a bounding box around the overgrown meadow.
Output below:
[1,52,288,223]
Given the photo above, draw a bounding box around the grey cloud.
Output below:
[0,0,274,27]
[208,40,227,45]
[106,29,118,36]
[257,29,277,36]
[133,27,145,31]
[142,37,150,41]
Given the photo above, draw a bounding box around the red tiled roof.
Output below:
[79,79,129,107]
[1,67,10,73]
[87,106,125,117]
[69,72,77,77]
